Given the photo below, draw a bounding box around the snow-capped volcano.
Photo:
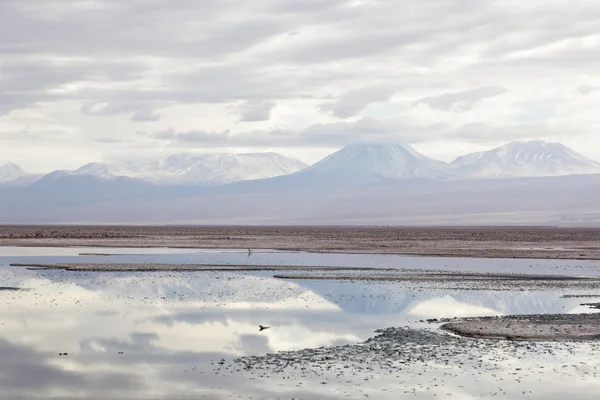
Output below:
[452,140,600,178]
[74,152,308,185]
[0,163,28,182]
[300,143,453,180]
[74,162,116,178]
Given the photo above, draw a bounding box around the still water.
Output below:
[1,247,599,399]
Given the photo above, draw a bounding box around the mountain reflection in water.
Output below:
[0,248,599,399]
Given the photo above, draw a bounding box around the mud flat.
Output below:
[3,225,600,259]
[221,324,600,386]
[225,327,523,375]
[441,313,600,340]
[9,262,397,272]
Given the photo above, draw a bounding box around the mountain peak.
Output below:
[75,162,115,177]
[340,142,424,157]
[500,139,561,150]
[304,143,453,180]
[0,163,29,182]
[452,140,600,178]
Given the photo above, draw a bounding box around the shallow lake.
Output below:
[1,247,600,399]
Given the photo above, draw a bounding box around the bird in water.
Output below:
[259,325,270,331]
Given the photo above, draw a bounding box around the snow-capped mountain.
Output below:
[0,163,28,182]
[298,143,454,181]
[74,153,309,185]
[452,140,600,178]
[74,162,116,179]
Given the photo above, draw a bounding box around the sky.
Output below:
[2,0,600,172]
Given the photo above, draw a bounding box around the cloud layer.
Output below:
[2,0,600,170]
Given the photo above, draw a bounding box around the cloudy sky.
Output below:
[2,0,600,172]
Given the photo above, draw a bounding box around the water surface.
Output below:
[1,247,599,399]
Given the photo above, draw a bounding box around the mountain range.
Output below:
[2,140,598,187]
[73,152,309,185]
[1,140,600,225]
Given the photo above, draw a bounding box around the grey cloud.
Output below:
[451,122,589,143]
[273,0,496,64]
[1,0,596,115]
[0,0,281,57]
[93,137,125,144]
[236,100,275,122]
[0,56,146,115]
[132,109,161,122]
[0,129,75,143]
[146,117,445,148]
[576,84,600,96]
[2,0,600,158]
[298,118,437,145]
[82,101,161,122]
[146,116,593,150]
[151,129,232,145]
[1,0,585,114]
[269,0,340,15]
[417,87,507,112]
[320,86,397,118]
[0,0,298,113]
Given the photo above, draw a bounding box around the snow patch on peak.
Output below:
[304,143,454,180]
[74,163,119,178]
[452,140,600,178]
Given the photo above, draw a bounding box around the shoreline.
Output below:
[3,243,600,261]
[3,225,600,260]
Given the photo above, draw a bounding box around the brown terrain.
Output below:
[2,225,600,259]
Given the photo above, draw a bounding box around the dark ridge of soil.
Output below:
[8,262,399,272]
[582,302,600,309]
[441,313,600,341]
